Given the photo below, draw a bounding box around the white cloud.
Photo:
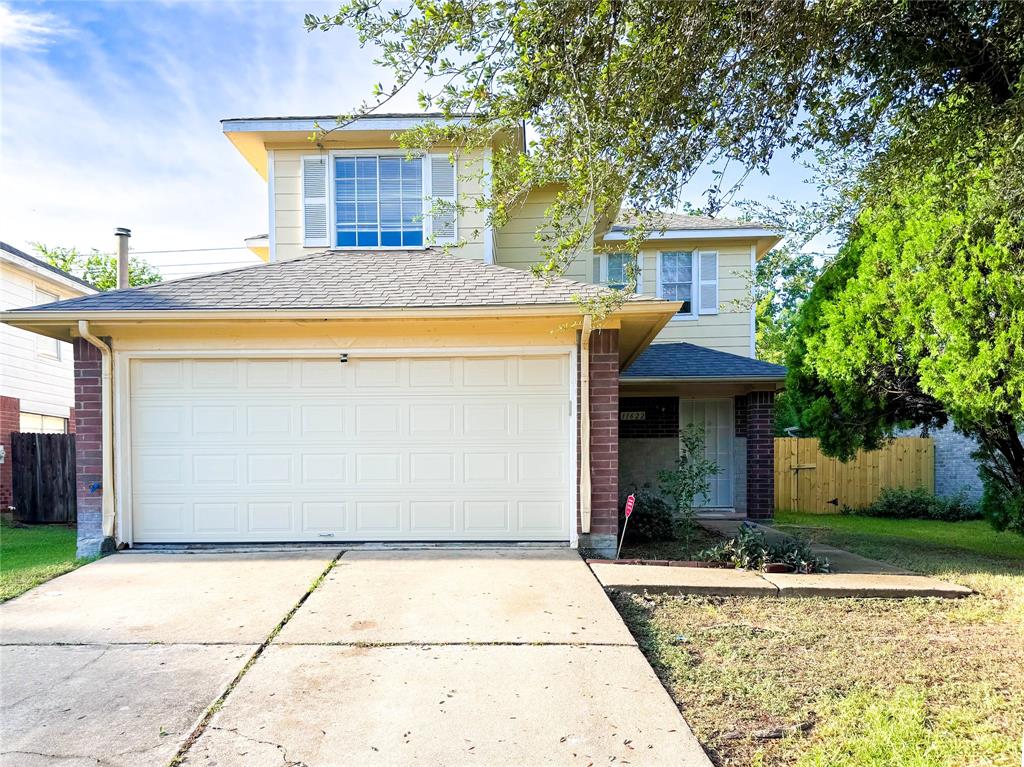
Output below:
[0,3,69,50]
[0,0,422,276]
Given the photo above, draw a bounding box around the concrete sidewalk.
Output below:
[594,521,972,599]
[592,562,973,599]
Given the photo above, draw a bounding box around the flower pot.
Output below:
[763,562,795,573]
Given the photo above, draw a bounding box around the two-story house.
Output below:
[0,242,98,510]
[0,114,783,556]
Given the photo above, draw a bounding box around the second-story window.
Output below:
[595,253,639,292]
[659,251,693,314]
[334,156,424,248]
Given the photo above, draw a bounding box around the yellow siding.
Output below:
[272,147,488,262]
[102,317,578,352]
[494,185,592,282]
[638,240,753,356]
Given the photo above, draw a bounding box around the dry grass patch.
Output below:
[613,518,1024,766]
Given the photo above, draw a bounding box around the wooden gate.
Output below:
[775,437,934,513]
[11,432,77,523]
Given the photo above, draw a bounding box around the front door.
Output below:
[678,398,734,508]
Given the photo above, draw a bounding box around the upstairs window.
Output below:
[659,251,694,314]
[301,152,458,249]
[594,253,639,292]
[657,250,719,316]
[335,156,423,248]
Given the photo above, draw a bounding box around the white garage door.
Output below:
[128,355,572,543]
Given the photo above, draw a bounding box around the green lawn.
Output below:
[776,510,1024,561]
[0,522,93,602]
[613,513,1024,766]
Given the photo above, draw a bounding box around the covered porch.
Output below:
[618,343,785,520]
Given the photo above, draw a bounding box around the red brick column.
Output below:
[0,395,20,510]
[73,338,106,554]
[746,390,775,520]
[578,329,619,554]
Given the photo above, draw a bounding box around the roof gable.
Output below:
[0,241,98,293]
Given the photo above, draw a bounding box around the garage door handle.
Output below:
[318,533,335,537]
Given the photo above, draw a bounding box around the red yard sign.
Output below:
[624,494,636,518]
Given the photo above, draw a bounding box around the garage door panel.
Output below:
[302,502,347,533]
[192,359,239,388]
[194,502,240,533]
[130,355,572,543]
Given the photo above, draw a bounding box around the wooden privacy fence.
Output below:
[775,437,934,513]
[11,432,76,524]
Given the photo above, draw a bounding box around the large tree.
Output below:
[785,144,1024,532]
[33,243,162,291]
[309,0,1024,271]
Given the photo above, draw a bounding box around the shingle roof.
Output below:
[623,342,786,380]
[12,249,650,313]
[0,241,97,291]
[610,211,769,233]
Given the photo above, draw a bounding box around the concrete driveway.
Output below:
[1,548,710,767]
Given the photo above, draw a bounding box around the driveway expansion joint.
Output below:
[168,551,344,766]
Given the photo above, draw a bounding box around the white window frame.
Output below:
[328,149,431,251]
[656,251,696,320]
[596,252,642,293]
[34,287,61,358]
[656,250,718,319]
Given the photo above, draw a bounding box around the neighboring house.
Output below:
[0,241,98,509]
[0,114,784,556]
[900,423,985,502]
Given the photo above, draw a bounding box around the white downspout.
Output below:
[579,315,593,534]
[78,320,115,545]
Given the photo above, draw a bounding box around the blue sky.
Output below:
[1,1,819,279]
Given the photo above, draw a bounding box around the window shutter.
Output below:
[429,153,458,244]
[593,256,602,283]
[698,251,719,314]
[302,155,329,247]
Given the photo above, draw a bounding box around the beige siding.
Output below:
[0,261,87,419]
[272,147,487,262]
[636,240,754,357]
[493,185,592,282]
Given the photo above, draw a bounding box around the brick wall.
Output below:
[0,395,19,509]
[619,396,678,439]
[73,338,105,555]
[746,390,775,520]
[578,329,619,554]
[734,395,748,437]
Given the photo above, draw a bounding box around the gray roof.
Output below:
[610,211,769,233]
[12,249,648,313]
[0,241,97,291]
[623,342,786,380]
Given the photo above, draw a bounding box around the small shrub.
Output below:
[845,487,981,522]
[700,524,830,573]
[618,487,677,544]
[657,424,721,550]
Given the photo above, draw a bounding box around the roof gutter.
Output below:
[77,321,117,554]
[0,300,674,324]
